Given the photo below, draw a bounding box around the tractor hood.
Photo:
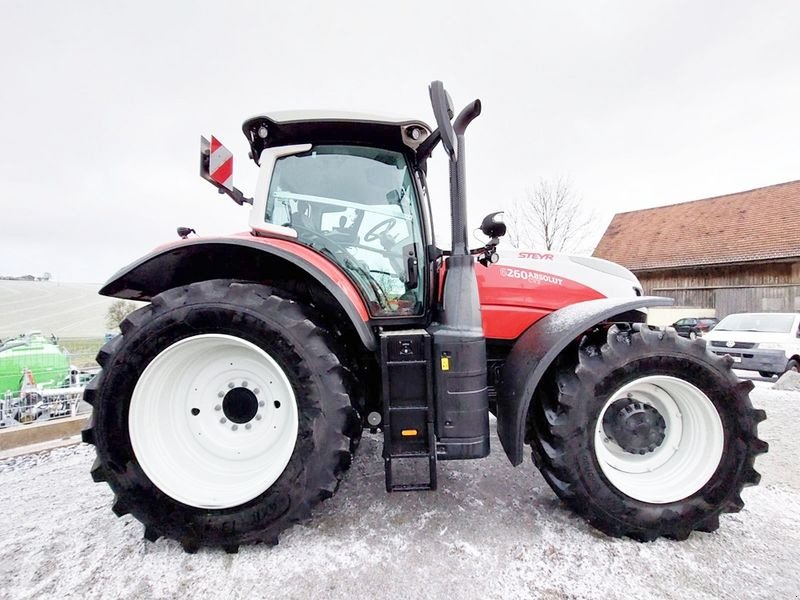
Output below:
[475,248,643,339]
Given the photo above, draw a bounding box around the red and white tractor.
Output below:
[82,81,767,552]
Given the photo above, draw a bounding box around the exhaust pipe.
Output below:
[427,81,489,460]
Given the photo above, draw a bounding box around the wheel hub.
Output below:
[222,386,259,424]
[602,399,666,455]
[594,376,724,504]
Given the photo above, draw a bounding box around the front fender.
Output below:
[100,236,376,351]
[496,296,674,466]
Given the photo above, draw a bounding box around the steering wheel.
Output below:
[364,218,397,243]
[291,224,351,256]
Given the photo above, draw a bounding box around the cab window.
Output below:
[266,145,425,317]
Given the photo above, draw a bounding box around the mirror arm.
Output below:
[200,166,253,205]
[416,129,441,162]
[215,186,253,206]
[471,237,501,267]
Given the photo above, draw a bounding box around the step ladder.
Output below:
[379,330,437,492]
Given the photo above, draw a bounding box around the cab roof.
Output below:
[241,111,432,163]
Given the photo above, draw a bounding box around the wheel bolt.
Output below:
[228,382,234,389]
[253,388,260,395]
[245,423,252,430]
[256,414,262,421]
[214,404,221,411]
[218,391,224,398]
[232,424,238,431]
[220,417,227,424]
[242,380,248,387]
[258,401,265,408]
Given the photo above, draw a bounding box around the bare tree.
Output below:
[505,177,596,253]
[105,299,138,330]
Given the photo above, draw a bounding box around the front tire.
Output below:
[82,280,361,552]
[530,324,767,541]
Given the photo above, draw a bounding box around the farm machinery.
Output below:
[82,82,767,552]
[0,332,86,427]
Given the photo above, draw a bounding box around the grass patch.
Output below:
[59,337,105,369]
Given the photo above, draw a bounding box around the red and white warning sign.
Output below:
[209,136,233,191]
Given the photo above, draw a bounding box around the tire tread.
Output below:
[85,279,362,551]
[529,323,767,541]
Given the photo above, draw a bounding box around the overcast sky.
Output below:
[2,0,799,283]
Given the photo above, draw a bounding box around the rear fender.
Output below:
[496,296,674,466]
[100,237,376,351]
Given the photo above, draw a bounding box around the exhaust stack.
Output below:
[427,81,489,460]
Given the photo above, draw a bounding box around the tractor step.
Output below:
[379,330,437,492]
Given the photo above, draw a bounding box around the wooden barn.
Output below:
[593,180,800,318]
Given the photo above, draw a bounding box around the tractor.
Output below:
[82,81,767,553]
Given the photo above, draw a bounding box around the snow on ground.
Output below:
[0,387,798,600]
[773,371,800,392]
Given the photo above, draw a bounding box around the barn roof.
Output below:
[593,180,800,271]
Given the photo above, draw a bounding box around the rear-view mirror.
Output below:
[480,212,507,239]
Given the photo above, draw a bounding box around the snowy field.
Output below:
[0,280,115,338]
[0,381,797,600]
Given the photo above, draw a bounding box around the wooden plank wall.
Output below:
[715,286,800,317]
[635,261,800,317]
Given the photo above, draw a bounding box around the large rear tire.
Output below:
[530,324,767,541]
[82,280,361,552]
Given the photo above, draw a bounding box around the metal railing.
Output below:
[0,361,98,430]
[0,385,87,428]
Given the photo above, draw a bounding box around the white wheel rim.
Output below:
[129,334,298,509]
[594,375,724,504]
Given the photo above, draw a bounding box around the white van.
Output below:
[704,312,800,377]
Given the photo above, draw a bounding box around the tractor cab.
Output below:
[205,113,438,318]
[252,139,428,317]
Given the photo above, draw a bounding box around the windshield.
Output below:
[266,145,425,317]
[714,313,796,333]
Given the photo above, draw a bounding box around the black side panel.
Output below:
[432,332,490,460]
[496,296,674,466]
[99,238,376,351]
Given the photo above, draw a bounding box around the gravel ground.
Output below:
[1,385,798,600]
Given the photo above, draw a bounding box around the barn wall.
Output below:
[634,261,800,317]
[637,262,794,291]
[715,286,800,316]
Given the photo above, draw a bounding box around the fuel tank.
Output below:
[476,248,642,340]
